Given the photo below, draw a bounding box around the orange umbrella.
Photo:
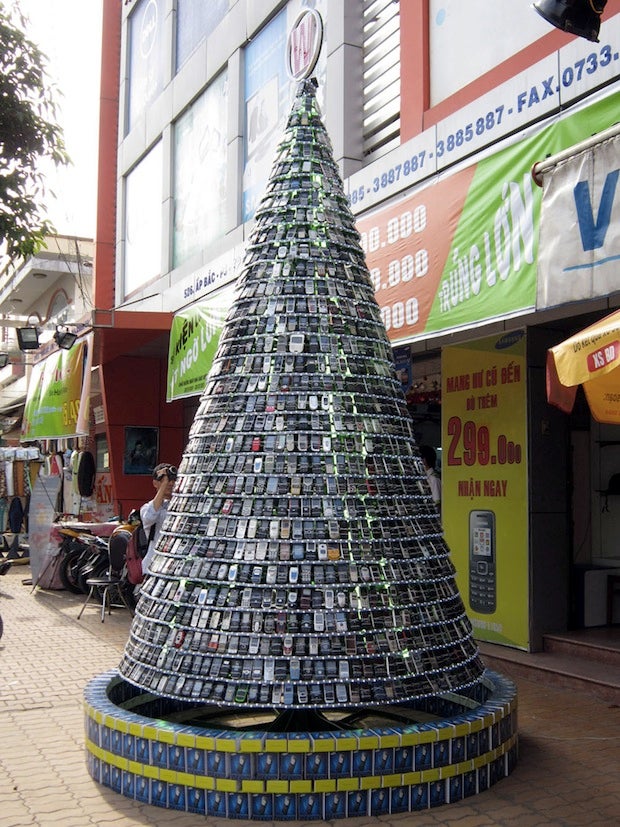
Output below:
[546,309,620,423]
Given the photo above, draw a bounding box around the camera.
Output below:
[157,465,177,482]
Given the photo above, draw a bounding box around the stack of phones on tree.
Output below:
[118,78,487,712]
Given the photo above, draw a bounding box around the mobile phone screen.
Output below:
[469,510,496,613]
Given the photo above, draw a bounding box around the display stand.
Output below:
[85,668,517,818]
[85,64,518,818]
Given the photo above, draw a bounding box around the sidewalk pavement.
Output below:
[1,563,619,827]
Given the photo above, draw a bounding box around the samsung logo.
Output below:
[495,331,524,350]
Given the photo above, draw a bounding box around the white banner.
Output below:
[537,131,620,309]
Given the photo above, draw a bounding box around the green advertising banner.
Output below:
[167,285,235,401]
[442,331,529,649]
[357,92,620,342]
[21,337,92,441]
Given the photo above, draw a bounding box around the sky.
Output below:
[18,0,103,239]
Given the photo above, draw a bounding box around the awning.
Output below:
[21,333,94,440]
[531,122,620,186]
[0,374,27,414]
[0,408,23,438]
[91,309,175,364]
[533,123,620,311]
[546,309,620,423]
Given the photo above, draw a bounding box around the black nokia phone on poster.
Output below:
[468,510,496,614]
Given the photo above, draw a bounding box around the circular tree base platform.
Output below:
[84,668,517,818]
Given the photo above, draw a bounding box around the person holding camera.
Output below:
[140,463,177,575]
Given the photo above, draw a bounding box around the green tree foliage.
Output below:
[0,2,69,260]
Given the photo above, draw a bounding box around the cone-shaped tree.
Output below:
[118,78,486,715]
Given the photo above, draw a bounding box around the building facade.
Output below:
[0,235,93,430]
[89,0,620,650]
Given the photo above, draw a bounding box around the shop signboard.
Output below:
[348,13,620,214]
[91,472,116,522]
[164,242,245,308]
[356,143,540,342]
[442,331,529,649]
[21,336,93,441]
[166,284,236,401]
[28,474,62,587]
[356,91,619,343]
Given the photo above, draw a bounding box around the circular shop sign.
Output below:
[286,8,323,80]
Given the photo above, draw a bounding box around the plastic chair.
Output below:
[77,533,134,622]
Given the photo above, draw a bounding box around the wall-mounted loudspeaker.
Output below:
[533,0,607,43]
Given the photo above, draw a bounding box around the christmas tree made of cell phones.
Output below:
[118,78,486,722]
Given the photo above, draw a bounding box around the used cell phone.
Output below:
[469,509,497,614]
[264,657,275,682]
[289,332,305,353]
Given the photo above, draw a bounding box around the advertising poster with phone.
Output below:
[442,331,529,649]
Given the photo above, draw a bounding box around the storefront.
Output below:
[21,335,96,583]
[349,89,620,649]
[21,317,191,588]
[92,86,619,651]
[535,123,620,630]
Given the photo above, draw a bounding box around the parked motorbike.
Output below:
[56,518,140,611]
[75,536,111,595]
[56,527,110,594]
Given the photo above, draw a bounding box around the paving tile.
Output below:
[2,565,620,826]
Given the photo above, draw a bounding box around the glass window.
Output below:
[242,8,288,222]
[242,2,327,222]
[124,141,163,297]
[173,72,229,267]
[47,290,70,326]
[176,0,228,71]
[126,0,166,134]
[96,433,109,471]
